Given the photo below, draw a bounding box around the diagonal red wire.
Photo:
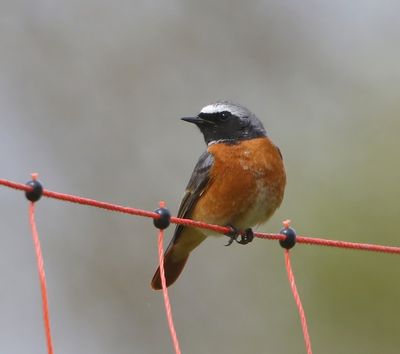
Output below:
[1,178,399,254]
[158,228,182,354]
[29,202,54,354]
[284,250,312,354]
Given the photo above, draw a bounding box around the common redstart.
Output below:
[151,102,286,289]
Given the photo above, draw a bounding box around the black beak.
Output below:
[181,116,204,124]
[181,116,215,125]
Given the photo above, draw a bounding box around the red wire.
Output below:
[284,250,312,354]
[158,228,182,354]
[1,178,399,254]
[29,202,54,354]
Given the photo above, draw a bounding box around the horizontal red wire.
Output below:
[1,178,400,255]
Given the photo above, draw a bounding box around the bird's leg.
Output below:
[224,226,254,246]
[224,224,240,246]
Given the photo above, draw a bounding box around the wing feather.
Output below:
[167,151,214,249]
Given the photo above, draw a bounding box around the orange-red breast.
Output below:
[151,102,286,289]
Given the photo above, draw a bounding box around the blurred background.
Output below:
[1,1,399,353]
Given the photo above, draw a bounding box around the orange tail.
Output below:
[151,249,189,290]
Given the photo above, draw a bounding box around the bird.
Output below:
[151,101,286,290]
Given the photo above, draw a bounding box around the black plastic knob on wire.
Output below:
[153,203,171,230]
[279,220,297,249]
[25,173,43,202]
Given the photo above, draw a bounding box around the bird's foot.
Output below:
[237,228,254,245]
[224,224,240,246]
[224,225,254,246]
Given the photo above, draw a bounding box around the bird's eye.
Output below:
[219,111,231,122]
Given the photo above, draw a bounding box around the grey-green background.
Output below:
[1,1,399,353]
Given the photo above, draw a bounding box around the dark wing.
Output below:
[167,151,214,248]
[178,151,214,218]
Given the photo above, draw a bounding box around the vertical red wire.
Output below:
[284,249,312,354]
[158,228,182,354]
[29,202,54,354]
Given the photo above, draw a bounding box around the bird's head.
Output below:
[182,101,266,145]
